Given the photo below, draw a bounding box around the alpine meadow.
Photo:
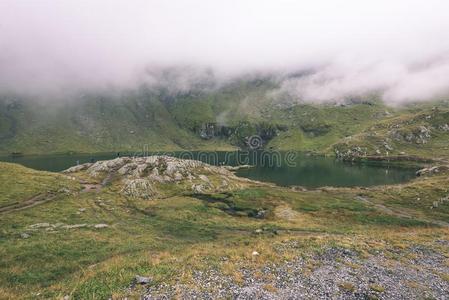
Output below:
[0,1,449,299]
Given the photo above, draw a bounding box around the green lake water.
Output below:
[0,151,418,188]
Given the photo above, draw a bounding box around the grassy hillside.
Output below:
[0,160,448,298]
[1,82,449,160]
[0,92,234,155]
[333,100,449,160]
[265,100,389,152]
[0,162,79,207]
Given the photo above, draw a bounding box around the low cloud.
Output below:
[276,53,449,105]
[1,0,449,104]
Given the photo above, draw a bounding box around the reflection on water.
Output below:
[0,151,417,188]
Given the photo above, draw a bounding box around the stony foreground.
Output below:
[143,246,449,300]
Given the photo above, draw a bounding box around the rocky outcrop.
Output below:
[416,165,449,176]
[64,156,242,199]
[439,124,449,132]
[390,125,432,144]
[62,163,93,173]
[122,179,157,199]
[223,165,253,171]
[334,146,367,160]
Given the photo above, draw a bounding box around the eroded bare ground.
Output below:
[0,192,57,214]
[0,180,103,214]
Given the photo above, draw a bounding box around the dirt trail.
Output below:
[0,192,57,214]
[79,174,112,193]
[81,183,102,193]
[355,196,449,227]
[0,175,110,214]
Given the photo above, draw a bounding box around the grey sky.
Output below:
[1,0,449,102]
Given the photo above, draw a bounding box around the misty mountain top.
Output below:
[1,1,449,104]
[1,66,447,108]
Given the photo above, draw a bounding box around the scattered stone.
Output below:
[192,184,205,194]
[20,233,30,239]
[383,142,393,151]
[29,223,51,229]
[334,146,367,160]
[223,165,253,171]
[416,166,440,176]
[255,210,267,219]
[220,179,229,187]
[122,179,157,199]
[198,174,211,183]
[439,124,449,132]
[94,224,109,229]
[58,188,71,194]
[174,172,183,181]
[290,186,307,192]
[142,246,449,299]
[62,224,88,229]
[135,275,151,285]
[62,163,92,173]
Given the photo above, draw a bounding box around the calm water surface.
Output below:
[0,151,418,188]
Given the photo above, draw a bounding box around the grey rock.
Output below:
[416,166,441,176]
[142,246,449,299]
[29,223,51,229]
[122,179,157,199]
[199,174,211,183]
[65,155,244,199]
[135,275,152,285]
[20,233,30,239]
[62,163,92,173]
[62,224,88,229]
[94,224,109,229]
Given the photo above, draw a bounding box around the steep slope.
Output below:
[1,81,449,159]
[332,101,449,160]
[0,91,233,155]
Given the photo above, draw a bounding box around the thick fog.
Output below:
[1,0,449,103]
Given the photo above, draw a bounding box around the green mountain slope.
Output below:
[0,90,234,154]
[1,81,449,159]
[333,101,449,160]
